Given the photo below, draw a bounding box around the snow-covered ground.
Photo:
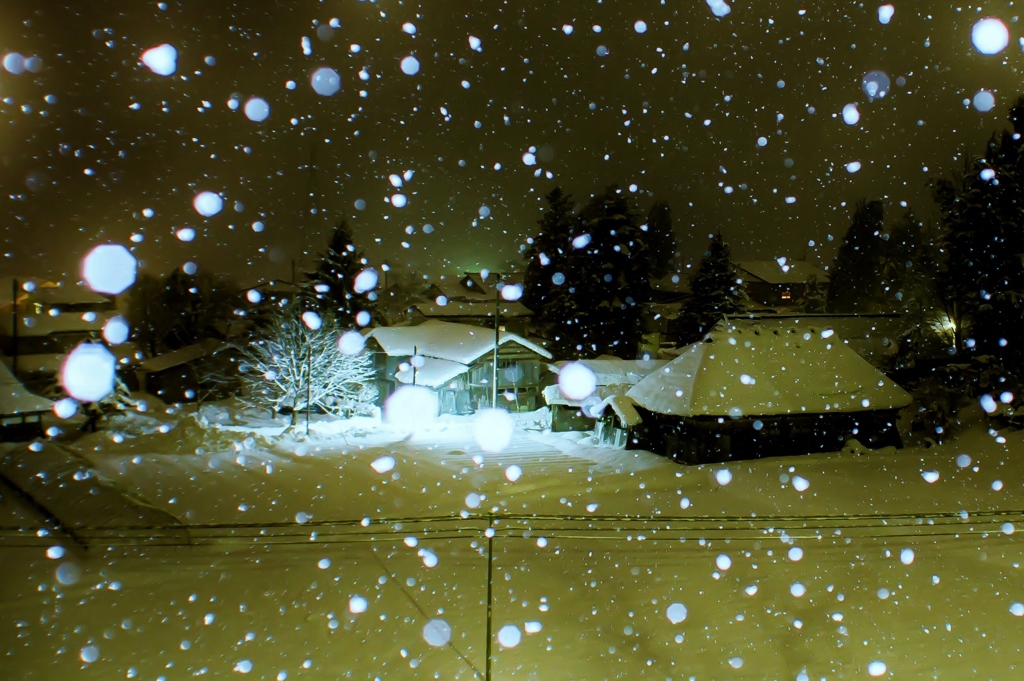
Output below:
[2,400,1024,679]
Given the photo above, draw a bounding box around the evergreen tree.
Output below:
[524,186,674,357]
[933,96,1024,372]
[522,187,576,347]
[885,210,926,298]
[643,201,677,280]
[826,199,890,313]
[306,220,368,325]
[796,274,827,313]
[885,212,945,369]
[159,268,233,351]
[125,271,164,356]
[566,185,652,357]
[674,231,747,344]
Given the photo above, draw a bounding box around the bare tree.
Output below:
[237,308,377,427]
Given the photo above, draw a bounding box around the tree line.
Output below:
[123,95,1024,435]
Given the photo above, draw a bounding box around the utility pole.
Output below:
[305,349,312,436]
[11,278,18,375]
[491,273,501,409]
[412,344,418,385]
[142,276,155,357]
[484,515,495,681]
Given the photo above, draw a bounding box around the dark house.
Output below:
[0,360,51,441]
[0,281,122,379]
[365,320,552,414]
[408,300,532,336]
[409,272,533,335]
[135,339,225,403]
[736,261,830,308]
[625,320,912,464]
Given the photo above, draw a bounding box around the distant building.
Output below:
[423,272,495,304]
[625,319,911,464]
[408,300,532,336]
[365,320,552,414]
[643,273,690,339]
[245,279,305,304]
[0,280,127,379]
[410,272,533,335]
[736,261,830,308]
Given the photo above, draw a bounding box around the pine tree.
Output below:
[797,274,827,313]
[567,185,652,357]
[307,221,368,326]
[884,211,941,311]
[643,201,677,280]
[884,212,946,369]
[933,96,1024,371]
[159,268,233,351]
[524,187,674,357]
[523,187,576,347]
[674,231,747,344]
[826,199,890,313]
[125,271,164,356]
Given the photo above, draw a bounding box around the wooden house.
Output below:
[365,320,552,414]
[624,320,912,464]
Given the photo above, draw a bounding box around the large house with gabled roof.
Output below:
[365,320,552,414]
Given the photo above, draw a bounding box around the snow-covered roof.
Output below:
[737,261,830,285]
[395,357,469,388]
[0,308,116,337]
[424,275,493,302]
[0,279,112,307]
[553,359,668,387]
[246,279,303,291]
[367,320,551,364]
[599,394,643,427]
[626,320,911,418]
[541,383,639,408]
[0,360,52,415]
[29,285,113,306]
[139,339,224,373]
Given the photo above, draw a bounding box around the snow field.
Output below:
[2,403,1023,677]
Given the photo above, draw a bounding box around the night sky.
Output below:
[1,0,1022,285]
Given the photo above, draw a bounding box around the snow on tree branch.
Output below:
[237,307,377,425]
